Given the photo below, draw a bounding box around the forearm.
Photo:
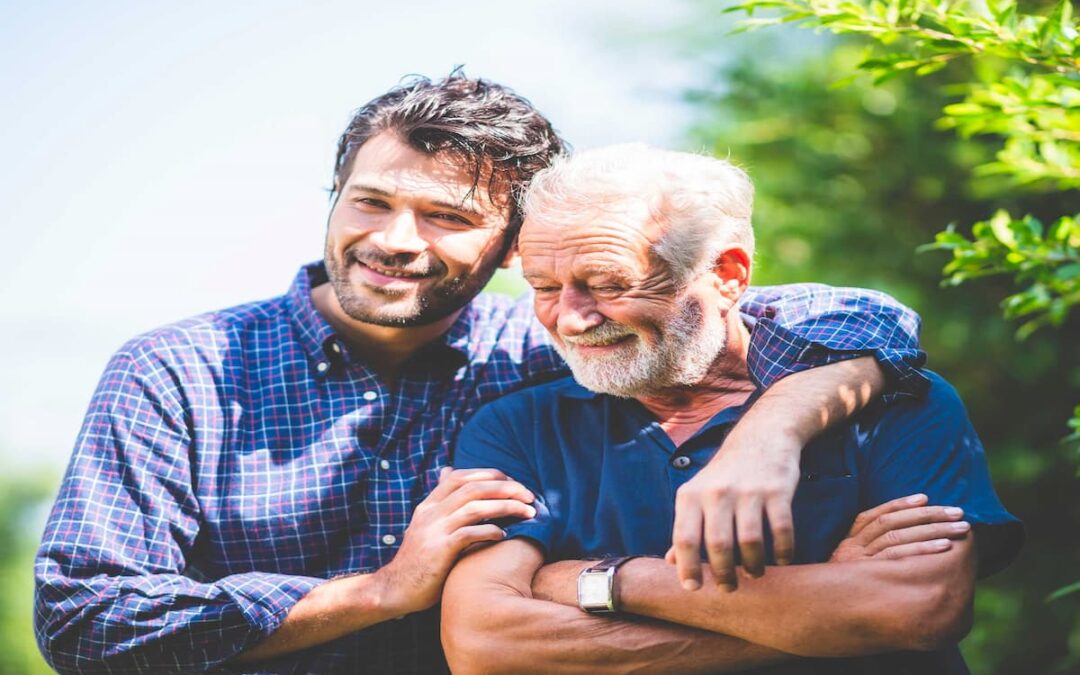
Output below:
[34,567,325,673]
[443,542,792,674]
[234,571,402,662]
[619,547,974,656]
[743,355,883,446]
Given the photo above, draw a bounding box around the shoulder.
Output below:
[466,375,582,426]
[108,294,290,380]
[743,283,904,315]
[870,370,967,429]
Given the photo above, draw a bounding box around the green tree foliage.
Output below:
[664,6,1078,670]
[729,0,1080,440]
[0,475,54,675]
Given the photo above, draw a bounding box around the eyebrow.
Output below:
[345,183,485,221]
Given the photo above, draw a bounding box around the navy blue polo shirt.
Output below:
[455,371,1022,675]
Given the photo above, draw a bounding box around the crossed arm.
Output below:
[442,519,975,673]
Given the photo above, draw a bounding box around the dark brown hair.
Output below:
[332,69,568,240]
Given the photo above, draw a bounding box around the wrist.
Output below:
[367,564,419,619]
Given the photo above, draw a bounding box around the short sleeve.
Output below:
[454,400,558,554]
[861,371,1024,577]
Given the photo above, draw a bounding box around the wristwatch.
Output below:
[577,555,640,613]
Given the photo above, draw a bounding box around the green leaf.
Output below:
[1046,580,1080,603]
[989,210,1018,249]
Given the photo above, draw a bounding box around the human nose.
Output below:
[374,209,427,255]
[555,286,603,336]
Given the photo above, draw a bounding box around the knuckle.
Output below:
[672,534,698,550]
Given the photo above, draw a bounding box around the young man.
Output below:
[36,76,927,674]
[444,145,1022,674]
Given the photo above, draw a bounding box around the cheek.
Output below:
[533,297,559,333]
[432,230,505,269]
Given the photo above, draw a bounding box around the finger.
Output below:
[856,505,965,546]
[439,479,535,514]
[864,521,971,556]
[446,498,538,530]
[875,538,953,560]
[428,467,512,501]
[848,494,927,540]
[664,546,676,565]
[702,496,736,590]
[736,496,766,577]
[671,495,705,591]
[764,495,795,566]
[448,524,508,553]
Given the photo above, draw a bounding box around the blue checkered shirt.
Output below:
[35,262,927,675]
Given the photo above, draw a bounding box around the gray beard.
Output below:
[554,295,728,398]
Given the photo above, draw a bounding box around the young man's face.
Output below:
[324,131,515,327]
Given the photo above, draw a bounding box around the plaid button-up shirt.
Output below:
[35,262,927,675]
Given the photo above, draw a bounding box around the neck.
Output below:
[636,311,756,442]
[311,283,461,381]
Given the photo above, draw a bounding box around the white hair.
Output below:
[522,143,755,284]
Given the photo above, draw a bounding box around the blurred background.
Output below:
[1,1,1076,673]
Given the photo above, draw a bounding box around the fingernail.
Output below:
[944,507,964,517]
[906,494,926,504]
[682,579,701,591]
[933,538,951,548]
[951,521,970,532]
[524,506,536,518]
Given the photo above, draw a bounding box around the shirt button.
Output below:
[363,391,378,402]
[379,459,391,470]
[316,362,329,373]
[382,534,397,545]
[671,455,692,469]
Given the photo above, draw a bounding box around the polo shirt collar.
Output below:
[556,377,759,432]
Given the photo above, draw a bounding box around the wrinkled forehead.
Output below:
[520,200,668,277]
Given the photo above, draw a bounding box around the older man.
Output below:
[443,145,1022,674]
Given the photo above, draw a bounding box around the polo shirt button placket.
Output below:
[671,455,692,469]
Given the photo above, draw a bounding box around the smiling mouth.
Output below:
[564,334,636,349]
[353,259,434,280]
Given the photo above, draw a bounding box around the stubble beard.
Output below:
[324,243,492,328]
[555,295,728,398]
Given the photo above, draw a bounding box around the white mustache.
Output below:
[560,321,637,347]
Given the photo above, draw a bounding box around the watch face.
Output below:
[579,572,611,608]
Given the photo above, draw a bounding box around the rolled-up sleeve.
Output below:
[740,283,929,401]
[34,350,322,674]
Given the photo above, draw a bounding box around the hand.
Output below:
[830,493,969,562]
[373,467,536,615]
[666,431,801,591]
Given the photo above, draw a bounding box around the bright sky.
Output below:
[0,0,700,470]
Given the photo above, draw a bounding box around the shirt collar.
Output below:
[555,377,760,431]
[284,261,472,377]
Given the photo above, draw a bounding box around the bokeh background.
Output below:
[2,1,1076,673]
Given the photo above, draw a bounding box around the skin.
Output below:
[442,498,973,674]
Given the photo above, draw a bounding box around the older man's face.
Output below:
[519,203,728,397]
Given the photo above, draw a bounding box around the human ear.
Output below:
[712,247,751,299]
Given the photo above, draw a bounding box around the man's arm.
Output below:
[534,502,977,658]
[441,538,792,675]
[235,468,536,662]
[34,349,535,673]
[676,282,929,588]
[671,356,884,589]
